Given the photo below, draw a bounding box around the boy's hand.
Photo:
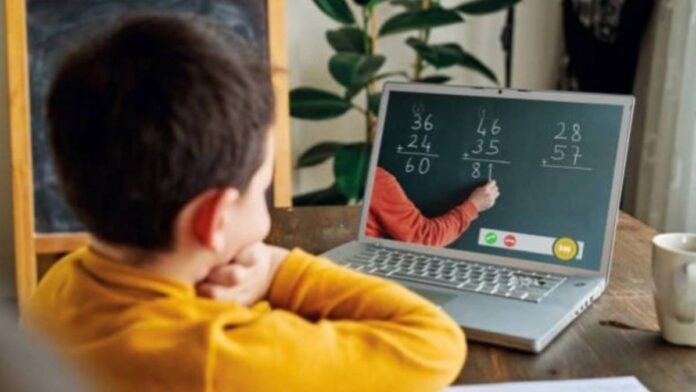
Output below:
[197,243,289,306]
[468,180,500,212]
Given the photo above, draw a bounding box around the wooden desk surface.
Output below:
[267,206,696,391]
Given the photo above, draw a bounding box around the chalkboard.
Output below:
[26,0,268,233]
[370,86,630,272]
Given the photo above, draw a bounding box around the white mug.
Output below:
[652,233,696,346]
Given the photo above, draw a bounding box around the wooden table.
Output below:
[267,206,696,391]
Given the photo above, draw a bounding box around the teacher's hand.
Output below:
[468,180,500,212]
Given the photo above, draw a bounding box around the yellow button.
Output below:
[553,237,578,261]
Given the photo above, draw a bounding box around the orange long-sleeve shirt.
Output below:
[367,167,479,247]
[24,247,466,392]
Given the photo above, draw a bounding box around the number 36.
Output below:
[412,113,434,131]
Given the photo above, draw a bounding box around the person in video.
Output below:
[366,166,500,247]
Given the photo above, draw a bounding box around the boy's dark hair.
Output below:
[47,13,274,250]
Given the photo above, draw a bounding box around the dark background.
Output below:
[27,0,267,233]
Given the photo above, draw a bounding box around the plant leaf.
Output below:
[290,88,352,120]
[419,74,452,84]
[407,37,458,67]
[293,184,348,206]
[407,38,497,83]
[452,50,498,84]
[297,142,344,168]
[368,92,382,115]
[374,70,410,81]
[329,53,386,97]
[365,0,391,9]
[313,0,356,24]
[389,0,422,11]
[326,27,366,53]
[334,143,371,201]
[455,0,520,14]
[379,8,463,36]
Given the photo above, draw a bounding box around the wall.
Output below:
[288,0,564,196]
[0,0,17,299]
[511,0,564,90]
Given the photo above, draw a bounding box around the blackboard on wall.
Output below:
[27,0,268,233]
[371,86,630,272]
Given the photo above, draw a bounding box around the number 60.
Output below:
[406,157,431,174]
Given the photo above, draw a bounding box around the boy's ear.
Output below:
[192,188,240,252]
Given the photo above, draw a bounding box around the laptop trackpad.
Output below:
[414,289,457,306]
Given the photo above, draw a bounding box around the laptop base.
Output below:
[323,240,606,353]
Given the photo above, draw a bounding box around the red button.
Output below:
[504,235,517,247]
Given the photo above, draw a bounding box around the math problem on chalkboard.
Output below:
[374,88,628,271]
[396,103,438,175]
[540,122,593,171]
[461,108,512,180]
[394,103,600,185]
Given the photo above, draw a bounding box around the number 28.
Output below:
[554,122,582,142]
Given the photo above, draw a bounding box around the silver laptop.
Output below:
[323,82,634,353]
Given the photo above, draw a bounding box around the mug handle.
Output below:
[674,262,696,323]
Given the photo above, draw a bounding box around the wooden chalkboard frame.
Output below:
[5,0,291,308]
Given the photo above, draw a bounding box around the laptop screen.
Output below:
[364,87,629,272]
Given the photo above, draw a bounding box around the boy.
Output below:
[24,14,466,392]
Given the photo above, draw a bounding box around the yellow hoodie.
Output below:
[25,247,466,392]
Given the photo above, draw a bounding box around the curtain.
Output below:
[627,0,696,232]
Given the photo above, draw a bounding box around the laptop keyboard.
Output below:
[337,246,566,303]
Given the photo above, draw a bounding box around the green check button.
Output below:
[485,232,498,245]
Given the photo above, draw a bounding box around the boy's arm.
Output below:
[267,249,452,322]
[215,249,465,392]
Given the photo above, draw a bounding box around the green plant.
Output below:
[291,0,520,205]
